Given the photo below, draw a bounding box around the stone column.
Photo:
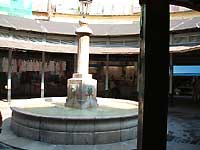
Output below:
[77,35,89,74]
[65,19,97,109]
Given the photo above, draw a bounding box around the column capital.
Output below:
[75,18,92,35]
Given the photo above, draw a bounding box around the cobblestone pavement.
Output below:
[167,97,200,146]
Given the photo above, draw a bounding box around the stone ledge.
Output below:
[11,119,137,145]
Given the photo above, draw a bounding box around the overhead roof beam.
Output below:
[170,0,200,11]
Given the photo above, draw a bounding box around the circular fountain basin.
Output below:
[10,97,138,145]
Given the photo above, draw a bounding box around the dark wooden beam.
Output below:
[170,0,200,11]
[137,0,169,150]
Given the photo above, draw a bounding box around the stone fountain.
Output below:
[65,18,97,109]
[10,0,138,145]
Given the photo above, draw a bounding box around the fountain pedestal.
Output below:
[66,73,97,109]
[65,19,98,109]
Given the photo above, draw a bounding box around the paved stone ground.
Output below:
[168,113,200,145]
[1,97,200,150]
[167,96,200,149]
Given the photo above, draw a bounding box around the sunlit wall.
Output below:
[32,0,191,15]
[0,0,32,17]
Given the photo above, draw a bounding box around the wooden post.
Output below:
[137,0,169,150]
[105,54,109,96]
[7,49,12,102]
[169,53,174,105]
[41,51,45,98]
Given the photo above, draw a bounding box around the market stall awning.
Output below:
[173,65,200,76]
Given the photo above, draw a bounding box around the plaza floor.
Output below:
[167,96,200,150]
[0,97,200,150]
